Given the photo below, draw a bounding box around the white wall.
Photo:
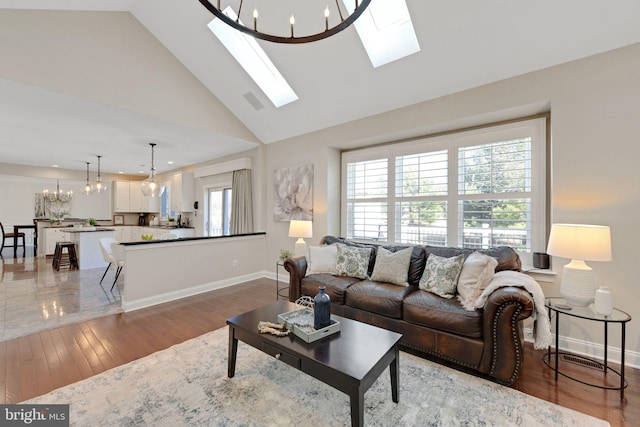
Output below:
[262,43,640,366]
[122,234,268,311]
[0,175,111,224]
[0,9,256,143]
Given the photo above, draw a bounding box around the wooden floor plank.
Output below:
[0,278,636,427]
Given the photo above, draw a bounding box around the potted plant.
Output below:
[279,249,293,261]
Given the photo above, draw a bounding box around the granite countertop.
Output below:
[60,227,115,233]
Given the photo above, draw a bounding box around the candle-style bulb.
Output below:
[290,14,295,37]
[253,8,258,19]
[253,8,258,30]
[325,6,329,30]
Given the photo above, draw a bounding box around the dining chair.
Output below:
[98,237,123,290]
[110,241,126,291]
[1,222,25,258]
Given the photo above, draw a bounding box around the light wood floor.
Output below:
[0,278,636,426]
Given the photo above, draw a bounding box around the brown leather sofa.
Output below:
[284,236,535,385]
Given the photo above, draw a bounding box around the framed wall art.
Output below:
[273,164,313,222]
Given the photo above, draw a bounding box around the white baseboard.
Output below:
[122,270,271,312]
[524,327,640,369]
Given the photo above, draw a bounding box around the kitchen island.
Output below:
[60,227,115,269]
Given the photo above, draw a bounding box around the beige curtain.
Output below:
[230,169,254,234]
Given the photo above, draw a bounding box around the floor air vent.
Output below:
[561,354,604,371]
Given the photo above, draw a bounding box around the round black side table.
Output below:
[544,297,631,400]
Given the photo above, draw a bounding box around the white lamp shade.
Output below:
[546,224,612,261]
[547,223,612,306]
[288,220,313,238]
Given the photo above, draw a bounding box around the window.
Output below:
[160,184,172,218]
[208,188,232,236]
[207,7,298,108]
[346,0,420,68]
[342,118,547,254]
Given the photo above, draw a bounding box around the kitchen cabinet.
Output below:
[171,172,195,212]
[112,226,132,243]
[44,228,71,255]
[113,181,160,213]
[113,181,130,212]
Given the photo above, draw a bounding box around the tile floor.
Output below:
[0,250,122,342]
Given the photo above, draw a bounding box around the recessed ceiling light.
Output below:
[118,171,124,174]
[52,165,59,168]
[168,161,174,165]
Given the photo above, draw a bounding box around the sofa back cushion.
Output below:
[320,236,426,286]
[423,245,521,272]
[319,236,521,285]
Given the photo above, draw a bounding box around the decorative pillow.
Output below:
[305,245,338,274]
[457,252,499,310]
[370,247,413,287]
[419,254,464,298]
[335,243,372,279]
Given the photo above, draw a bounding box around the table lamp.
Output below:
[289,220,312,256]
[546,223,612,306]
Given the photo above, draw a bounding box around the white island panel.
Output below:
[61,228,115,270]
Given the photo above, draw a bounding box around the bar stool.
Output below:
[52,241,78,270]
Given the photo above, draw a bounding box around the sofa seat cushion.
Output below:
[345,280,417,319]
[403,290,483,338]
[301,274,362,305]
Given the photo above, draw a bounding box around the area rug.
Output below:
[25,327,609,427]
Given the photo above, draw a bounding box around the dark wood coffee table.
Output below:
[227,300,402,427]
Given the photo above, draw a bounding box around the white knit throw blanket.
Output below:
[474,270,552,350]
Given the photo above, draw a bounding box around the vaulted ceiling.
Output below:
[2,0,640,176]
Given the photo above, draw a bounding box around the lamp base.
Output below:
[294,238,307,257]
[560,260,596,307]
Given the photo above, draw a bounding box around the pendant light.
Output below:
[83,162,93,195]
[94,155,107,194]
[141,143,162,198]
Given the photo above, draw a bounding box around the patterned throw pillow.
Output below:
[419,254,464,298]
[370,247,413,286]
[335,244,372,279]
[457,252,499,310]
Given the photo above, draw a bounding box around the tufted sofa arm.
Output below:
[479,286,534,385]
[284,255,307,302]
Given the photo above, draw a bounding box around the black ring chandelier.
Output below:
[197,0,372,44]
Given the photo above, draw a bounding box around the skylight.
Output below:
[207,7,299,108]
[346,0,420,68]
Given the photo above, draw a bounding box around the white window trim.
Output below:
[341,117,547,257]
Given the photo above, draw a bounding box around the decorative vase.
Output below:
[594,286,613,316]
[314,287,331,329]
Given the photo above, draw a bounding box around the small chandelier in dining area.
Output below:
[141,142,163,198]
[197,0,372,44]
[43,179,73,203]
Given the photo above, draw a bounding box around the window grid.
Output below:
[342,118,545,253]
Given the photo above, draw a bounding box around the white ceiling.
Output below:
[2,0,640,176]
